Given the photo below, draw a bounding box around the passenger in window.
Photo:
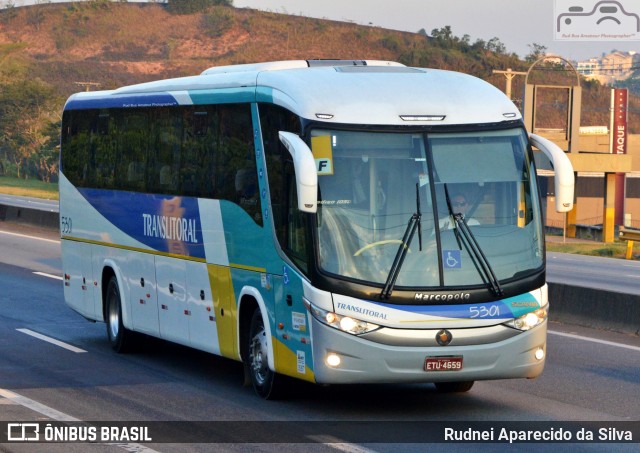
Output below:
[440,193,479,229]
[235,167,261,223]
[235,168,258,204]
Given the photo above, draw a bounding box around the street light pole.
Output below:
[493,68,526,99]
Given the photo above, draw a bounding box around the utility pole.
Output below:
[74,82,101,92]
[493,68,527,99]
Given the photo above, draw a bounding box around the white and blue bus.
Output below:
[60,60,574,398]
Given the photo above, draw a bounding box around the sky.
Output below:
[11,0,640,61]
[232,0,639,61]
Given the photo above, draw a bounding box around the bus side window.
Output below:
[119,112,149,192]
[180,108,214,197]
[285,164,308,273]
[216,104,262,225]
[259,103,308,272]
[148,108,181,195]
[93,112,117,189]
[61,110,95,187]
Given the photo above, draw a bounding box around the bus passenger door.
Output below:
[63,241,95,319]
[272,272,314,382]
[156,256,189,345]
[128,252,159,336]
[186,261,221,355]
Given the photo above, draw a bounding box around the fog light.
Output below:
[535,347,545,361]
[326,353,341,368]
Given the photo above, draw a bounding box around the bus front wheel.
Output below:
[434,381,475,393]
[245,309,283,399]
[105,276,133,353]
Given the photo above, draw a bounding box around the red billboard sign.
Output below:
[611,88,628,225]
[612,88,628,155]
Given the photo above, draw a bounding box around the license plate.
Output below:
[424,356,463,371]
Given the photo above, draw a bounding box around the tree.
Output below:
[168,0,232,14]
[526,43,547,63]
[430,26,455,48]
[486,37,506,55]
[34,119,60,182]
[26,0,49,31]
[202,6,235,38]
[0,79,59,179]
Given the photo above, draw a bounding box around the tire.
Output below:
[105,276,133,353]
[245,309,283,399]
[434,381,475,393]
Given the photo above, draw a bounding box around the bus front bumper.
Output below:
[310,317,547,385]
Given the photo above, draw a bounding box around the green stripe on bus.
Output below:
[189,87,255,105]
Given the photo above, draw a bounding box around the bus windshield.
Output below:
[313,127,543,291]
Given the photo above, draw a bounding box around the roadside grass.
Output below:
[0,176,59,200]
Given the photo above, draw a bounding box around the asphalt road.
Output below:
[0,223,639,452]
[0,195,58,213]
[547,251,640,295]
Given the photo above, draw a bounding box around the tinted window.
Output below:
[61,103,261,225]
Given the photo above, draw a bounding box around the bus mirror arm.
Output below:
[279,131,318,213]
[529,133,575,213]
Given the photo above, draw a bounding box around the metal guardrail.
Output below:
[0,201,59,229]
[619,228,640,260]
[619,228,640,241]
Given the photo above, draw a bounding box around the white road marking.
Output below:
[0,388,80,421]
[0,388,161,453]
[33,271,63,281]
[16,328,87,353]
[308,436,378,453]
[549,330,640,352]
[0,229,60,244]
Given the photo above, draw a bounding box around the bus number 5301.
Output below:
[469,305,500,318]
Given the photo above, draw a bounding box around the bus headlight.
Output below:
[506,305,548,331]
[305,300,380,335]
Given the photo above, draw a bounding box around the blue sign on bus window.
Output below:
[442,250,462,269]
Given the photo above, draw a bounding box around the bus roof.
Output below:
[65,60,521,126]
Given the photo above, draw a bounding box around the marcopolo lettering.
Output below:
[415,292,471,301]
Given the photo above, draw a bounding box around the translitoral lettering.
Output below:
[142,214,199,243]
[336,302,388,320]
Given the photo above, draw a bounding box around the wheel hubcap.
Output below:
[108,293,119,340]
[249,325,269,385]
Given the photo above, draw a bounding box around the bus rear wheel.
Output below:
[105,276,133,353]
[245,309,283,399]
[434,381,474,393]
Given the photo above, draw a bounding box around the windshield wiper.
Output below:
[381,183,422,299]
[443,186,503,297]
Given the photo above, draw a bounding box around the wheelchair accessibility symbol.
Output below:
[443,250,462,269]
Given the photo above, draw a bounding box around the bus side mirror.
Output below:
[529,133,575,213]
[279,131,318,213]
